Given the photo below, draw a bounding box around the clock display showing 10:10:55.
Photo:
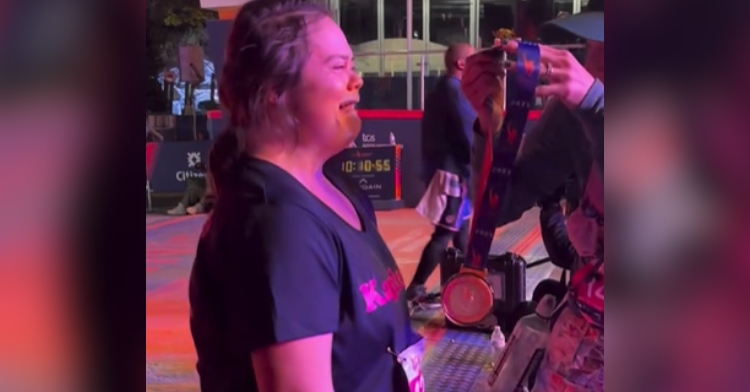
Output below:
[341,159,392,173]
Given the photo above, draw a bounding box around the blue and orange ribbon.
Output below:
[464,42,541,271]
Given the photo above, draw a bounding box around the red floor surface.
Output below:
[145,209,548,391]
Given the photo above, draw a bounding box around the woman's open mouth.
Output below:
[339,101,357,111]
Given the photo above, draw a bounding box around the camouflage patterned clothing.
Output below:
[533,166,604,392]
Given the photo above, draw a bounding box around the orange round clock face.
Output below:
[442,274,494,326]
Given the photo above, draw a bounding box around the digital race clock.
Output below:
[340,158,392,174]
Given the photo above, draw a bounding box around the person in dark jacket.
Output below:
[409,43,477,306]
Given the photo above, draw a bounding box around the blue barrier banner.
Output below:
[149,141,212,193]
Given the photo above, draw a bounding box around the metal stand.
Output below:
[525,257,551,269]
[146,180,153,212]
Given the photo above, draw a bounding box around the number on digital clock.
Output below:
[342,161,356,173]
[342,159,392,173]
[376,159,391,172]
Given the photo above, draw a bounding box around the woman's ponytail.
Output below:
[208,127,240,195]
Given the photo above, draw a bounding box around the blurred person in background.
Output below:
[188,1,422,392]
[603,63,750,392]
[655,16,750,392]
[187,169,216,215]
[145,115,163,142]
[166,163,209,216]
[0,0,124,390]
[166,140,227,217]
[462,1,604,390]
[165,168,215,216]
[409,43,477,307]
[598,0,750,389]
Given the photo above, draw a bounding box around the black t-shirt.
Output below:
[189,156,420,392]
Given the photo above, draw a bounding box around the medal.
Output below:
[442,42,541,326]
[443,269,495,326]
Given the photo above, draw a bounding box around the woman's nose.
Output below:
[349,71,363,91]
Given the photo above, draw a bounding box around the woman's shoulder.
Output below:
[215,193,334,239]
[215,156,375,241]
[204,197,342,280]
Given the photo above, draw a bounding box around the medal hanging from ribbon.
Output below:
[443,42,541,327]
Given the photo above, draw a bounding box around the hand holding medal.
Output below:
[496,39,597,109]
[462,39,597,135]
[442,41,541,327]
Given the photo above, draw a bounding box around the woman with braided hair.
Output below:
[188,1,422,392]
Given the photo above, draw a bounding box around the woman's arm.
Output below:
[252,334,335,392]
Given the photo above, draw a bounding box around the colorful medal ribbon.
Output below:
[569,257,605,327]
[464,42,541,271]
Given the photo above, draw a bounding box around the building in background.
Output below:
[200,0,586,110]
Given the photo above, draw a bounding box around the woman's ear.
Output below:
[261,87,298,136]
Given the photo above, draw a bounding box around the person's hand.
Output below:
[461,39,597,133]
[499,39,595,109]
[461,43,507,136]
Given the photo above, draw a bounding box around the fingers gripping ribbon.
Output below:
[442,42,541,326]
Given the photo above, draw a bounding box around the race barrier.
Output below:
[147,111,541,209]
[145,141,212,194]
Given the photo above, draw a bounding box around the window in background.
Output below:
[340,0,377,45]
[553,0,574,17]
[340,0,379,79]
[513,0,554,40]
[478,1,515,48]
[413,0,425,41]
[384,0,406,39]
[383,0,424,43]
[429,0,471,47]
[479,0,561,46]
